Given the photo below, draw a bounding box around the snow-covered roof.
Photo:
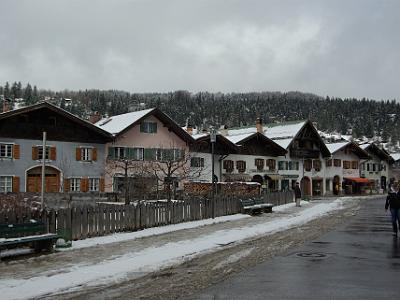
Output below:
[359,143,370,150]
[227,127,256,136]
[95,108,155,135]
[264,121,306,140]
[191,133,209,140]
[390,153,400,161]
[273,138,293,149]
[225,132,255,144]
[326,142,350,154]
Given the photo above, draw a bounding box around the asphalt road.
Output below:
[187,197,400,300]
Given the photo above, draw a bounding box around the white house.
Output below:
[325,141,370,195]
[359,143,392,193]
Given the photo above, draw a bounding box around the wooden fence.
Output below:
[264,191,294,206]
[0,191,293,241]
[0,196,241,241]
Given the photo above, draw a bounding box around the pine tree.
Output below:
[23,83,33,105]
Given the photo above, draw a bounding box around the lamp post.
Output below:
[41,131,46,208]
[210,127,217,219]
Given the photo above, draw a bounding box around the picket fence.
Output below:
[0,191,294,241]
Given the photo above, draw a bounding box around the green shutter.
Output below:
[152,122,157,133]
[144,148,156,161]
[108,147,115,159]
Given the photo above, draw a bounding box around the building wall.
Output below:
[360,153,390,191]
[0,138,106,192]
[188,152,221,183]
[104,115,190,192]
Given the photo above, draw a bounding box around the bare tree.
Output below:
[106,146,206,203]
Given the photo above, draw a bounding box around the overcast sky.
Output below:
[1,0,399,100]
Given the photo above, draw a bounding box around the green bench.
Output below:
[0,221,58,259]
[240,198,273,215]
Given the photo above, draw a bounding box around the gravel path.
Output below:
[0,197,364,300]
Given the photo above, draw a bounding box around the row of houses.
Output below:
[0,102,395,198]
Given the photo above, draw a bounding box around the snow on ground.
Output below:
[0,198,351,300]
[64,214,250,250]
[212,247,255,270]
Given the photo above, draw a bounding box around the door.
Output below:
[26,166,60,193]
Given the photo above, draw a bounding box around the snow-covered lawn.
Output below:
[0,198,352,300]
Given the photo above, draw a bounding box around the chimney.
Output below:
[89,111,102,124]
[186,124,193,135]
[219,124,228,136]
[2,99,11,113]
[256,117,263,133]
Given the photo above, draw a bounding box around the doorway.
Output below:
[26,166,60,193]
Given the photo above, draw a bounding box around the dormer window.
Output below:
[140,121,157,133]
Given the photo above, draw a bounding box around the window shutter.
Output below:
[92,148,97,161]
[64,178,70,192]
[13,144,20,159]
[50,146,57,160]
[144,148,156,161]
[32,146,38,160]
[100,177,105,192]
[107,147,115,159]
[76,148,81,161]
[12,176,20,193]
[80,177,89,192]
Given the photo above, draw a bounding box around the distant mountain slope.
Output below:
[1,82,399,148]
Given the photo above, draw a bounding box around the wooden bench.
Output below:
[240,198,262,215]
[254,198,273,213]
[0,221,58,259]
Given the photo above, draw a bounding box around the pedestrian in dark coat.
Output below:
[385,189,400,236]
[294,182,302,207]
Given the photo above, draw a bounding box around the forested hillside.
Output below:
[1,82,399,147]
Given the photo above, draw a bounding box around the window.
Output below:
[278,161,285,170]
[326,159,332,167]
[255,158,264,171]
[333,159,341,167]
[70,178,81,192]
[313,160,321,171]
[191,157,204,168]
[352,161,359,169]
[81,148,92,161]
[130,147,144,160]
[0,176,13,193]
[0,144,13,158]
[343,161,351,169]
[236,160,246,173]
[304,159,312,171]
[89,178,100,192]
[38,146,50,160]
[113,147,127,159]
[140,121,157,133]
[266,159,276,171]
[373,164,376,172]
[367,163,370,171]
[223,160,234,173]
[294,162,299,170]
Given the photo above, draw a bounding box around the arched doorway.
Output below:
[252,175,263,185]
[333,175,340,195]
[300,176,311,197]
[26,166,61,193]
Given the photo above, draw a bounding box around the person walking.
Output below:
[385,188,400,236]
[294,182,302,207]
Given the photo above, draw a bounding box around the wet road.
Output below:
[187,197,400,300]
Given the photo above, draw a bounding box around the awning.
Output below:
[265,174,283,180]
[344,177,370,183]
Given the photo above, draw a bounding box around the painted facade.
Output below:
[0,102,112,194]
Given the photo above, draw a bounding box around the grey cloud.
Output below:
[0,0,399,100]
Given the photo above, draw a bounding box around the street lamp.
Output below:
[210,127,217,219]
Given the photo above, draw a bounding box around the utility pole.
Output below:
[210,127,217,219]
[41,131,46,207]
